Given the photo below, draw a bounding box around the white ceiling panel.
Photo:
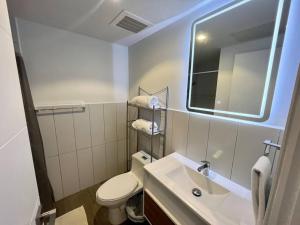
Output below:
[7,0,203,44]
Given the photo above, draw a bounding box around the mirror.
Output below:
[187,0,288,121]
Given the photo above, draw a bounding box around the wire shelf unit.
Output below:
[126,87,169,170]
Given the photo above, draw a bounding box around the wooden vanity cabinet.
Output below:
[144,191,175,225]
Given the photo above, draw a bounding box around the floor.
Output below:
[55,183,149,225]
[55,206,88,225]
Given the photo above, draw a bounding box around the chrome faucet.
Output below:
[197,160,210,176]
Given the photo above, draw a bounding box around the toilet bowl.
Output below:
[96,151,152,225]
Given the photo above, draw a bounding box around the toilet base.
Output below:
[108,204,127,225]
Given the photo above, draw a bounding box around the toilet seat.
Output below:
[97,173,138,204]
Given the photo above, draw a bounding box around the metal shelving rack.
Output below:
[126,87,169,170]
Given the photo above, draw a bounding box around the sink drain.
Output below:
[192,188,202,197]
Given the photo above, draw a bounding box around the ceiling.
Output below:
[194,0,278,48]
[7,0,202,45]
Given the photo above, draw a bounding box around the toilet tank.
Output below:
[131,151,153,184]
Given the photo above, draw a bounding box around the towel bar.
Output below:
[263,139,281,156]
[34,104,85,114]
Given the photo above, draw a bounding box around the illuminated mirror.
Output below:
[187,0,289,121]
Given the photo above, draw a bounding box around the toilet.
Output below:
[96,151,152,225]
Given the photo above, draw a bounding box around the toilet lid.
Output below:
[97,173,138,201]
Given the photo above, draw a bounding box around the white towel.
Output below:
[132,119,158,135]
[251,156,271,225]
[130,96,160,109]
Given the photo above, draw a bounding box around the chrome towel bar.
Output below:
[34,103,85,114]
[263,139,281,156]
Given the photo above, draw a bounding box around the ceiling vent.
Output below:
[110,10,152,33]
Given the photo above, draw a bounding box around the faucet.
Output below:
[197,160,210,176]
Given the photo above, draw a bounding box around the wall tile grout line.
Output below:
[71,109,81,191]
[204,117,211,161]
[229,122,240,180]
[170,111,175,152]
[88,104,96,185]
[52,109,65,198]
[169,110,174,154]
[103,104,107,145]
[185,112,191,156]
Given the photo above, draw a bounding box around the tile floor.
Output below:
[55,183,149,225]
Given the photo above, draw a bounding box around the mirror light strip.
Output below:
[259,0,285,117]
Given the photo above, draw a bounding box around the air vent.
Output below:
[110,10,152,33]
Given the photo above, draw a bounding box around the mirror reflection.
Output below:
[188,0,285,120]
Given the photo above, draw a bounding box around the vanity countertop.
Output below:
[144,153,255,225]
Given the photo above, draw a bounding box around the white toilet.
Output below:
[96,151,152,225]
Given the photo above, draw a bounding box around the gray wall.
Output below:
[16,19,128,106]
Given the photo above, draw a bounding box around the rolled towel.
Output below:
[132,119,158,135]
[251,156,271,225]
[130,96,160,109]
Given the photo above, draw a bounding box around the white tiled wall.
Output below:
[104,103,117,142]
[167,110,283,189]
[60,151,80,197]
[40,104,283,197]
[89,104,105,146]
[171,111,189,156]
[73,108,92,150]
[105,141,118,178]
[92,144,107,183]
[54,110,76,154]
[231,124,280,188]
[45,156,63,200]
[77,148,94,190]
[117,103,127,140]
[187,114,210,164]
[207,118,238,178]
[117,139,127,173]
[38,114,58,157]
[38,103,127,200]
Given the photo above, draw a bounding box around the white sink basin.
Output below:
[166,165,229,195]
[144,153,255,225]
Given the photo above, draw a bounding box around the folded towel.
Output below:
[251,156,271,225]
[130,96,160,109]
[132,119,158,135]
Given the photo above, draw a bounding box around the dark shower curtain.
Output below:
[15,53,55,213]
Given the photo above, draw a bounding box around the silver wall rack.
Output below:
[126,86,169,170]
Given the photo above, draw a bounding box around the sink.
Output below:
[166,165,229,195]
[144,153,255,225]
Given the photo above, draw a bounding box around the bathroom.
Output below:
[1,0,300,224]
